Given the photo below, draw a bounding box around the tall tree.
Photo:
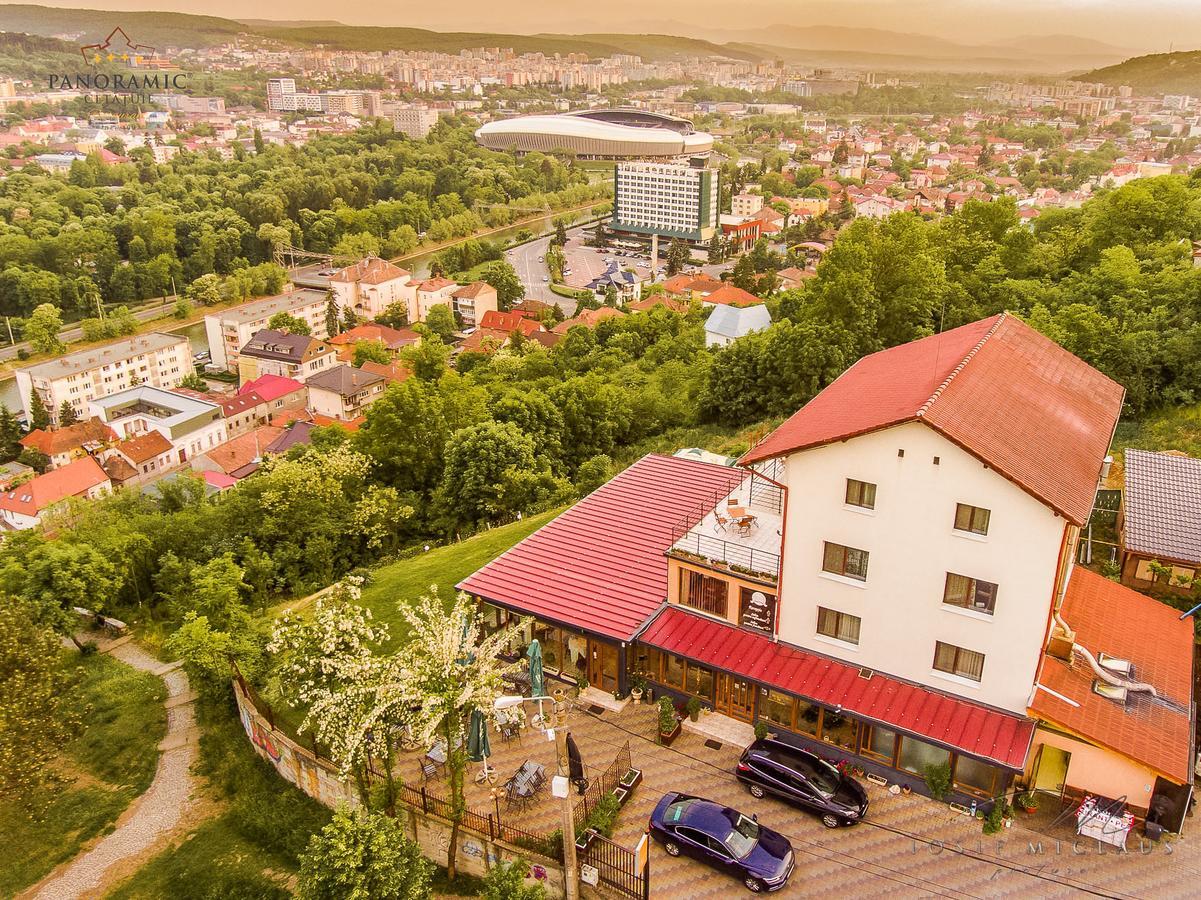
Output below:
[0,405,21,462]
[297,807,433,900]
[268,311,311,335]
[423,305,457,344]
[325,291,341,337]
[23,303,65,355]
[666,239,690,276]
[28,391,50,431]
[58,400,79,427]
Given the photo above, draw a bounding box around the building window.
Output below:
[685,662,714,700]
[933,641,985,682]
[794,700,821,738]
[681,569,729,618]
[816,607,861,645]
[663,653,686,690]
[822,542,869,581]
[954,503,991,536]
[760,688,794,729]
[819,709,859,751]
[952,755,1002,798]
[898,736,951,776]
[845,479,876,509]
[943,574,998,615]
[862,725,898,764]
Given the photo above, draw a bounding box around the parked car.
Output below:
[649,792,794,893]
[542,275,549,282]
[317,268,337,276]
[736,739,868,828]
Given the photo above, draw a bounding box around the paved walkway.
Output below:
[403,699,1201,899]
[28,637,201,900]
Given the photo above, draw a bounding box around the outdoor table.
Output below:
[1076,795,1134,848]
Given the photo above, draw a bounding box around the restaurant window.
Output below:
[681,569,729,618]
[845,478,877,510]
[685,662,715,700]
[898,736,951,776]
[953,755,1001,798]
[794,700,821,738]
[663,653,686,690]
[954,503,991,536]
[640,647,662,682]
[943,574,999,615]
[933,641,985,682]
[816,607,861,645]
[760,688,794,729]
[823,542,869,581]
[533,621,561,674]
[480,604,508,634]
[862,725,898,764]
[563,631,587,678]
[739,588,777,633]
[819,709,859,751]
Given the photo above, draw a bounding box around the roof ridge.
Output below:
[916,313,1006,419]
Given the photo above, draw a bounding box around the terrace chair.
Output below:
[735,516,757,536]
[713,513,731,533]
[421,761,439,782]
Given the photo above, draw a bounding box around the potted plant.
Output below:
[629,675,646,704]
[658,696,681,746]
[1016,791,1040,814]
[685,697,702,722]
[619,767,643,791]
[753,721,769,742]
[576,674,589,692]
[575,827,598,854]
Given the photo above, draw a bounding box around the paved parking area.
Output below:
[400,700,1201,898]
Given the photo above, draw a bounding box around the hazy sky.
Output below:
[12,0,1201,50]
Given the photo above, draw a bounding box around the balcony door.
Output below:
[716,672,756,722]
[588,639,619,694]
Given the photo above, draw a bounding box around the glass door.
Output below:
[717,673,756,722]
[587,639,618,693]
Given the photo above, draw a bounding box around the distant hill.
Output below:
[1082,50,1201,94]
[0,4,244,48]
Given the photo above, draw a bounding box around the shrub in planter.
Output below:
[1016,791,1040,813]
[754,721,769,741]
[614,786,631,806]
[982,797,1010,835]
[620,768,643,791]
[685,697,702,722]
[923,761,952,801]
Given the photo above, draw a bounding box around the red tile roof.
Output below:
[1029,568,1194,782]
[200,425,284,475]
[643,606,1035,769]
[20,418,116,456]
[328,323,419,349]
[0,456,109,517]
[479,310,543,335]
[238,374,305,404]
[116,430,173,464]
[458,454,744,640]
[740,314,1124,524]
[703,285,763,307]
[329,256,410,285]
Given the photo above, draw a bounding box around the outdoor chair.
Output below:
[421,761,439,782]
[714,513,730,532]
[735,516,757,535]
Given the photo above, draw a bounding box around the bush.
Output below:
[754,721,769,741]
[982,797,1010,835]
[483,856,545,900]
[657,696,676,734]
[579,793,621,838]
[923,761,952,801]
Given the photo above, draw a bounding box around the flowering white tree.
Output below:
[383,587,529,880]
[269,577,403,809]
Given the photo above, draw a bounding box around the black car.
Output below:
[649,792,794,893]
[736,738,869,828]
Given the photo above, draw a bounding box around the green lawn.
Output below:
[0,652,166,897]
[107,701,331,900]
[1114,403,1201,460]
[355,509,562,645]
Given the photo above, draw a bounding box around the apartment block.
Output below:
[15,332,192,427]
[204,288,330,373]
[612,160,718,243]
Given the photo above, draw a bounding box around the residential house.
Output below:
[0,456,111,530]
[460,313,1192,817]
[701,285,762,308]
[203,289,329,372]
[775,267,814,291]
[552,307,626,334]
[328,323,419,362]
[305,365,387,422]
[328,256,415,320]
[192,425,285,482]
[102,430,177,486]
[414,277,460,323]
[704,304,772,348]
[478,310,544,337]
[236,330,337,384]
[451,282,500,327]
[1118,449,1200,595]
[18,418,117,470]
[0,460,33,491]
[15,332,192,427]
[88,385,226,468]
[238,374,308,418]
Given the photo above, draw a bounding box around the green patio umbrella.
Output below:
[467,708,491,764]
[527,638,545,698]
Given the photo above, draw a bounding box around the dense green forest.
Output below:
[0,120,606,323]
[1083,50,1201,95]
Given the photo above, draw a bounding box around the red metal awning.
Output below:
[641,606,1035,770]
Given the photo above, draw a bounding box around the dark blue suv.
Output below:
[736,738,869,828]
[648,792,794,893]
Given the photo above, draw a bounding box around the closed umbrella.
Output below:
[567,732,587,794]
[468,707,496,785]
[527,638,545,698]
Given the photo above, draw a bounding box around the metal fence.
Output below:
[583,832,649,900]
[669,531,780,581]
[573,741,632,830]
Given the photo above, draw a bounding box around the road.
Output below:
[0,297,179,364]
